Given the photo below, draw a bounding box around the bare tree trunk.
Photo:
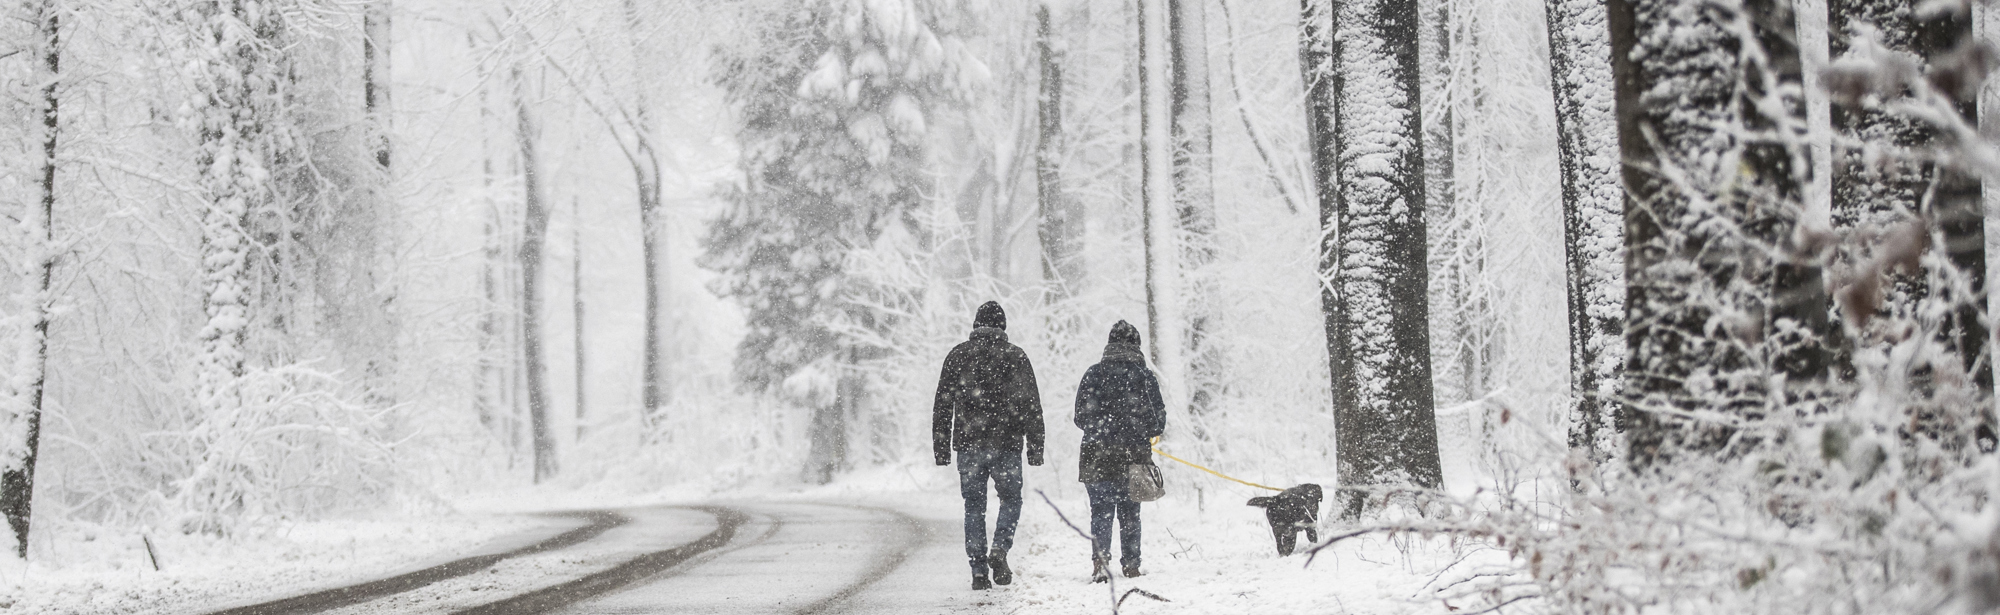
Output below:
[1170,0,1220,432]
[478,199,502,434]
[572,199,588,441]
[1300,0,1341,439]
[1544,0,1626,463]
[512,64,557,483]
[360,0,399,407]
[1324,0,1442,514]
[471,32,500,438]
[1140,0,1187,412]
[365,0,391,170]
[1036,3,1082,299]
[4,0,58,559]
[622,0,670,430]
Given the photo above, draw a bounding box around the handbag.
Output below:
[1128,463,1165,502]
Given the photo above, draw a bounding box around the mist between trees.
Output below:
[1,0,1999,611]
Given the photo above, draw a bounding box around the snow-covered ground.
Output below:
[819,465,1509,615]
[0,463,1508,614]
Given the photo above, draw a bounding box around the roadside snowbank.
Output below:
[0,513,552,614]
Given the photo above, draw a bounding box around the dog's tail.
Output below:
[1246,496,1273,507]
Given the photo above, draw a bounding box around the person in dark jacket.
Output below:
[933,301,1045,590]
[1073,320,1165,582]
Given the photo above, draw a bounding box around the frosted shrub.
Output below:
[165,365,396,534]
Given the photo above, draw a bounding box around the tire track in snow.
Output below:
[789,506,928,615]
[208,510,629,615]
[451,506,747,615]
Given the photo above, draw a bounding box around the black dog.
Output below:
[1246,484,1322,556]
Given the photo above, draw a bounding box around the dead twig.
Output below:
[1118,587,1172,608]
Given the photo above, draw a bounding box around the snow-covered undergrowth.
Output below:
[1320,389,2000,615]
[163,366,401,535]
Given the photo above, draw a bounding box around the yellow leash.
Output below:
[1148,437,1284,492]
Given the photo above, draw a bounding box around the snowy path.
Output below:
[208,511,631,615]
[208,501,1000,615]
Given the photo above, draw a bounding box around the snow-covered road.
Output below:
[213,501,993,615]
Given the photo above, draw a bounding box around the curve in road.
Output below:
[208,511,630,615]
[452,506,748,615]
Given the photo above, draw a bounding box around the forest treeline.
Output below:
[2,0,1997,610]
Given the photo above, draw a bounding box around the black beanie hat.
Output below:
[1109,320,1142,346]
[974,301,1007,329]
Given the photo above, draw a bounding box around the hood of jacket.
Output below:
[1102,320,1144,363]
[974,301,1007,330]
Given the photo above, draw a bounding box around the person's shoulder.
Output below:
[1080,361,1113,379]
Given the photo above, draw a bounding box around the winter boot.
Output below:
[972,574,993,590]
[1090,556,1110,584]
[1122,561,1143,578]
[989,550,1013,586]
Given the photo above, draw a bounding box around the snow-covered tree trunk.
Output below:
[511,64,557,483]
[622,0,671,428]
[1140,0,1188,411]
[572,199,588,441]
[189,0,303,417]
[1300,0,1341,421]
[1036,2,1083,299]
[365,0,391,170]
[1609,0,1819,465]
[3,0,58,559]
[1828,0,1991,403]
[1544,0,1626,463]
[1169,0,1220,432]
[1325,0,1443,511]
[358,0,399,408]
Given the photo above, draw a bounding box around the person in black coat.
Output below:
[933,301,1045,590]
[1073,320,1165,582]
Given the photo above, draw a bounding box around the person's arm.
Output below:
[1016,351,1045,466]
[1073,367,1100,431]
[933,350,960,465]
[1142,368,1166,438]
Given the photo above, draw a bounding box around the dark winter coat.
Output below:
[1074,321,1165,483]
[932,303,1046,465]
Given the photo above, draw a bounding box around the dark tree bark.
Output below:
[1829,0,1989,386]
[1321,0,1443,513]
[1609,0,1820,466]
[1299,0,1340,432]
[1544,0,1626,463]
[512,65,556,483]
[4,0,59,559]
[1170,0,1221,429]
[1036,3,1083,299]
